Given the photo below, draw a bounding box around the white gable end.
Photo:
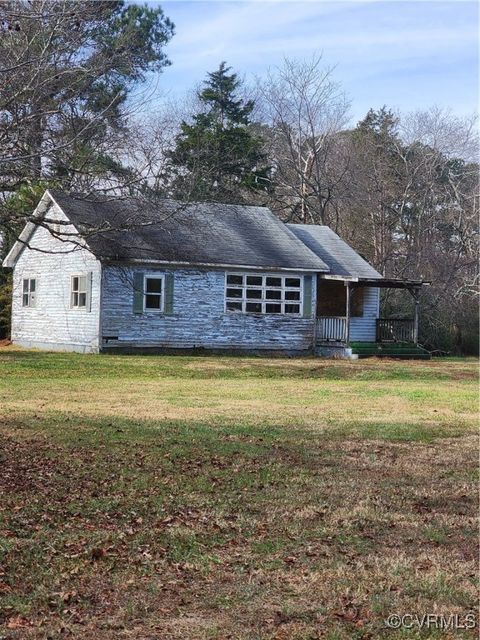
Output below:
[8,196,101,353]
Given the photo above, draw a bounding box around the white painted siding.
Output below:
[101,266,317,352]
[11,204,101,353]
[350,287,380,342]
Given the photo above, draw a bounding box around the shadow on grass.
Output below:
[2,405,471,453]
[0,346,478,383]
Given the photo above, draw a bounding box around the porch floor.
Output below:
[350,341,431,360]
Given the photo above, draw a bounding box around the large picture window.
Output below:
[22,278,36,307]
[226,273,302,315]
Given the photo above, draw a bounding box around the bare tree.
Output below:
[255,55,351,223]
[125,89,205,198]
[334,106,479,353]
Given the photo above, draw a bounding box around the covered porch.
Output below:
[316,275,429,358]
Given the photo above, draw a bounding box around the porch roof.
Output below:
[319,275,429,289]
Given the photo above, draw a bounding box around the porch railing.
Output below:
[376,318,415,343]
[317,316,347,343]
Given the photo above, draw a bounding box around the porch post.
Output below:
[345,281,351,346]
[412,288,420,345]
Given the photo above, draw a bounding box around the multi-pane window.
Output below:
[144,276,164,311]
[71,275,87,308]
[226,273,302,315]
[22,278,36,307]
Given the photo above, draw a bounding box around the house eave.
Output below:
[101,257,329,274]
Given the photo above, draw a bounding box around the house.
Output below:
[2,190,429,358]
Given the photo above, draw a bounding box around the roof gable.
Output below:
[3,191,55,268]
[2,191,92,268]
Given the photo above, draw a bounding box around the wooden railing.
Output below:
[317,316,347,343]
[376,318,415,343]
[317,316,416,344]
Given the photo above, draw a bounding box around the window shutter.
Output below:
[133,271,144,314]
[133,271,145,313]
[86,272,93,312]
[164,273,174,315]
[303,275,313,317]
[31,279,38,308]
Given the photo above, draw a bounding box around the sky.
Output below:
[147,0,479,125]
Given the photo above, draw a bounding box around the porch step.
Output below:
[350,342,431,360]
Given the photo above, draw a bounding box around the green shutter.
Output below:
[164,273,174,315]
[133,271,144,314]
[303,275,313,317]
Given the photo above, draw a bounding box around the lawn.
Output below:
[0,348,478,639]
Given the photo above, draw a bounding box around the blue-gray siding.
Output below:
[350,287,380,342]
[101,266,317,352]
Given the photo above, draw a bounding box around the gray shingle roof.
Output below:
[287,224,383,279]
[49,191,329,272]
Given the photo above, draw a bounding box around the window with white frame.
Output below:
[22,278,37,307]
[225,273,302,315]
[71,275,87,308]
[144,276,164,311]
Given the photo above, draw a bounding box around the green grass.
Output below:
[0,347,478,639]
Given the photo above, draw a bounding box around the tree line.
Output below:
[1,1,478,353]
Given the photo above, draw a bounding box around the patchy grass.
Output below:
[0,347,478,639]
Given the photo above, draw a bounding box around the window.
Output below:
[22,278,36,307]
[226,273,302,315]
[71,275,87,308]
[144,276,164,311]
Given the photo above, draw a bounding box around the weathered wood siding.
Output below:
[11,204,101,353]
[101,266,317,352]
[350,287,380,342]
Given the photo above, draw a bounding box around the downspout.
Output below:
[312,274,317,354]
[97,262,104,354]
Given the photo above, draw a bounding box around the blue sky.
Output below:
[151,0,478,124]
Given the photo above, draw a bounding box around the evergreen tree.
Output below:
[0,183,49,338]
[168,62,269,202]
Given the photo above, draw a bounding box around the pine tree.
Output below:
[168,62,269,202]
